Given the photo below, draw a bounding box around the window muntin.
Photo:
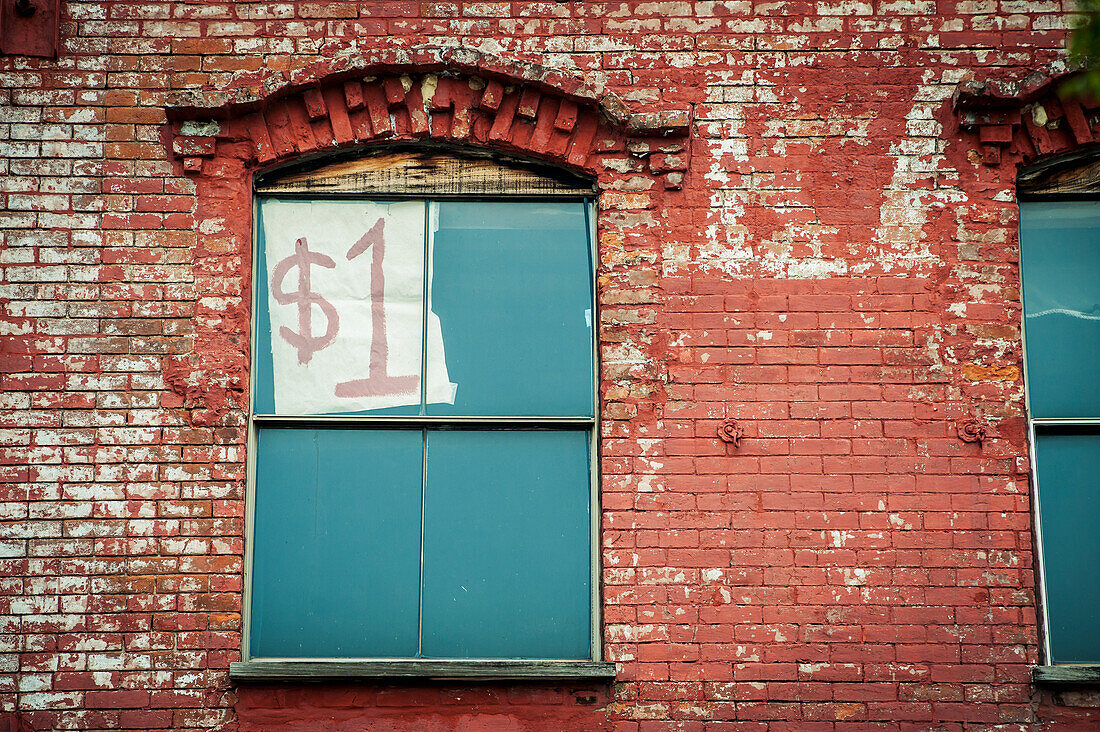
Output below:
[1019,201,1100,664]
[246,191,598,662]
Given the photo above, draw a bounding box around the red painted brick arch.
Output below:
[166,47,691,185]
[160,56,690,427]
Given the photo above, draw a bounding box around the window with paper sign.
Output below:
[243,151,602,671]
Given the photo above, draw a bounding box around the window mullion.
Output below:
[418,200,431,658]
[252,415,597,427]
[421,200,430,416]
[418,427,427,659]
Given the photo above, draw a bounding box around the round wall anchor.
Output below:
[958,419,989,444]
[718,420,743,448]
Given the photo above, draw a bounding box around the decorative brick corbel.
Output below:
[163,46,693,186]
[954,60,1100,168]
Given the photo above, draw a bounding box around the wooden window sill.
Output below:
[1033,665,1100,686]
[230,659,617,682]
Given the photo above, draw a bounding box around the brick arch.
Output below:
[166,53,692,188]
[954,62,1100,167]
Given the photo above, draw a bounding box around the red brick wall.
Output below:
[3,1,1100,730]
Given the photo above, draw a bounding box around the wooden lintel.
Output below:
[255,147,596,197]
[1018,145,1100,197]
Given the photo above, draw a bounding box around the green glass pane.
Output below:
[421,429,592,659]
[426,201,594,417]
[250,428,422,658]
[1035,428,1100,663]
[1019,202,1100,417]
[253,207,276,414]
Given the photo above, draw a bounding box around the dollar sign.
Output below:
[270,237,340,365]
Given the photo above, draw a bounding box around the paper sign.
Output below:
[260,199,457,415]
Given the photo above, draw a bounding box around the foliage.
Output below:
[1065,0,1100,97]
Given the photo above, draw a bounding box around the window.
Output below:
[1019,200,1100,665]
[235,150,612,677]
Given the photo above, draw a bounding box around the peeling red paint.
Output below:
[3,4,1099,731]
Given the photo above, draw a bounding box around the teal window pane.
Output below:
[1019,202,1100,417]
[426,202,594,417]
[253,207,276,414]
[1035,429,1100,663]
[420,430,592,659]
[250,428,422,658]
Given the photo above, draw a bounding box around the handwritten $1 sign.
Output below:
[260,200,456,415]
[270,237,340,365]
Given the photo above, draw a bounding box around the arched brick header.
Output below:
[953,60,1100,167]
[165,47,692,189]
[159,52,692,427]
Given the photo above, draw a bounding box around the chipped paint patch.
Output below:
[961,364,1020,382]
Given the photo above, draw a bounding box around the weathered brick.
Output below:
[0,4,1084,731]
